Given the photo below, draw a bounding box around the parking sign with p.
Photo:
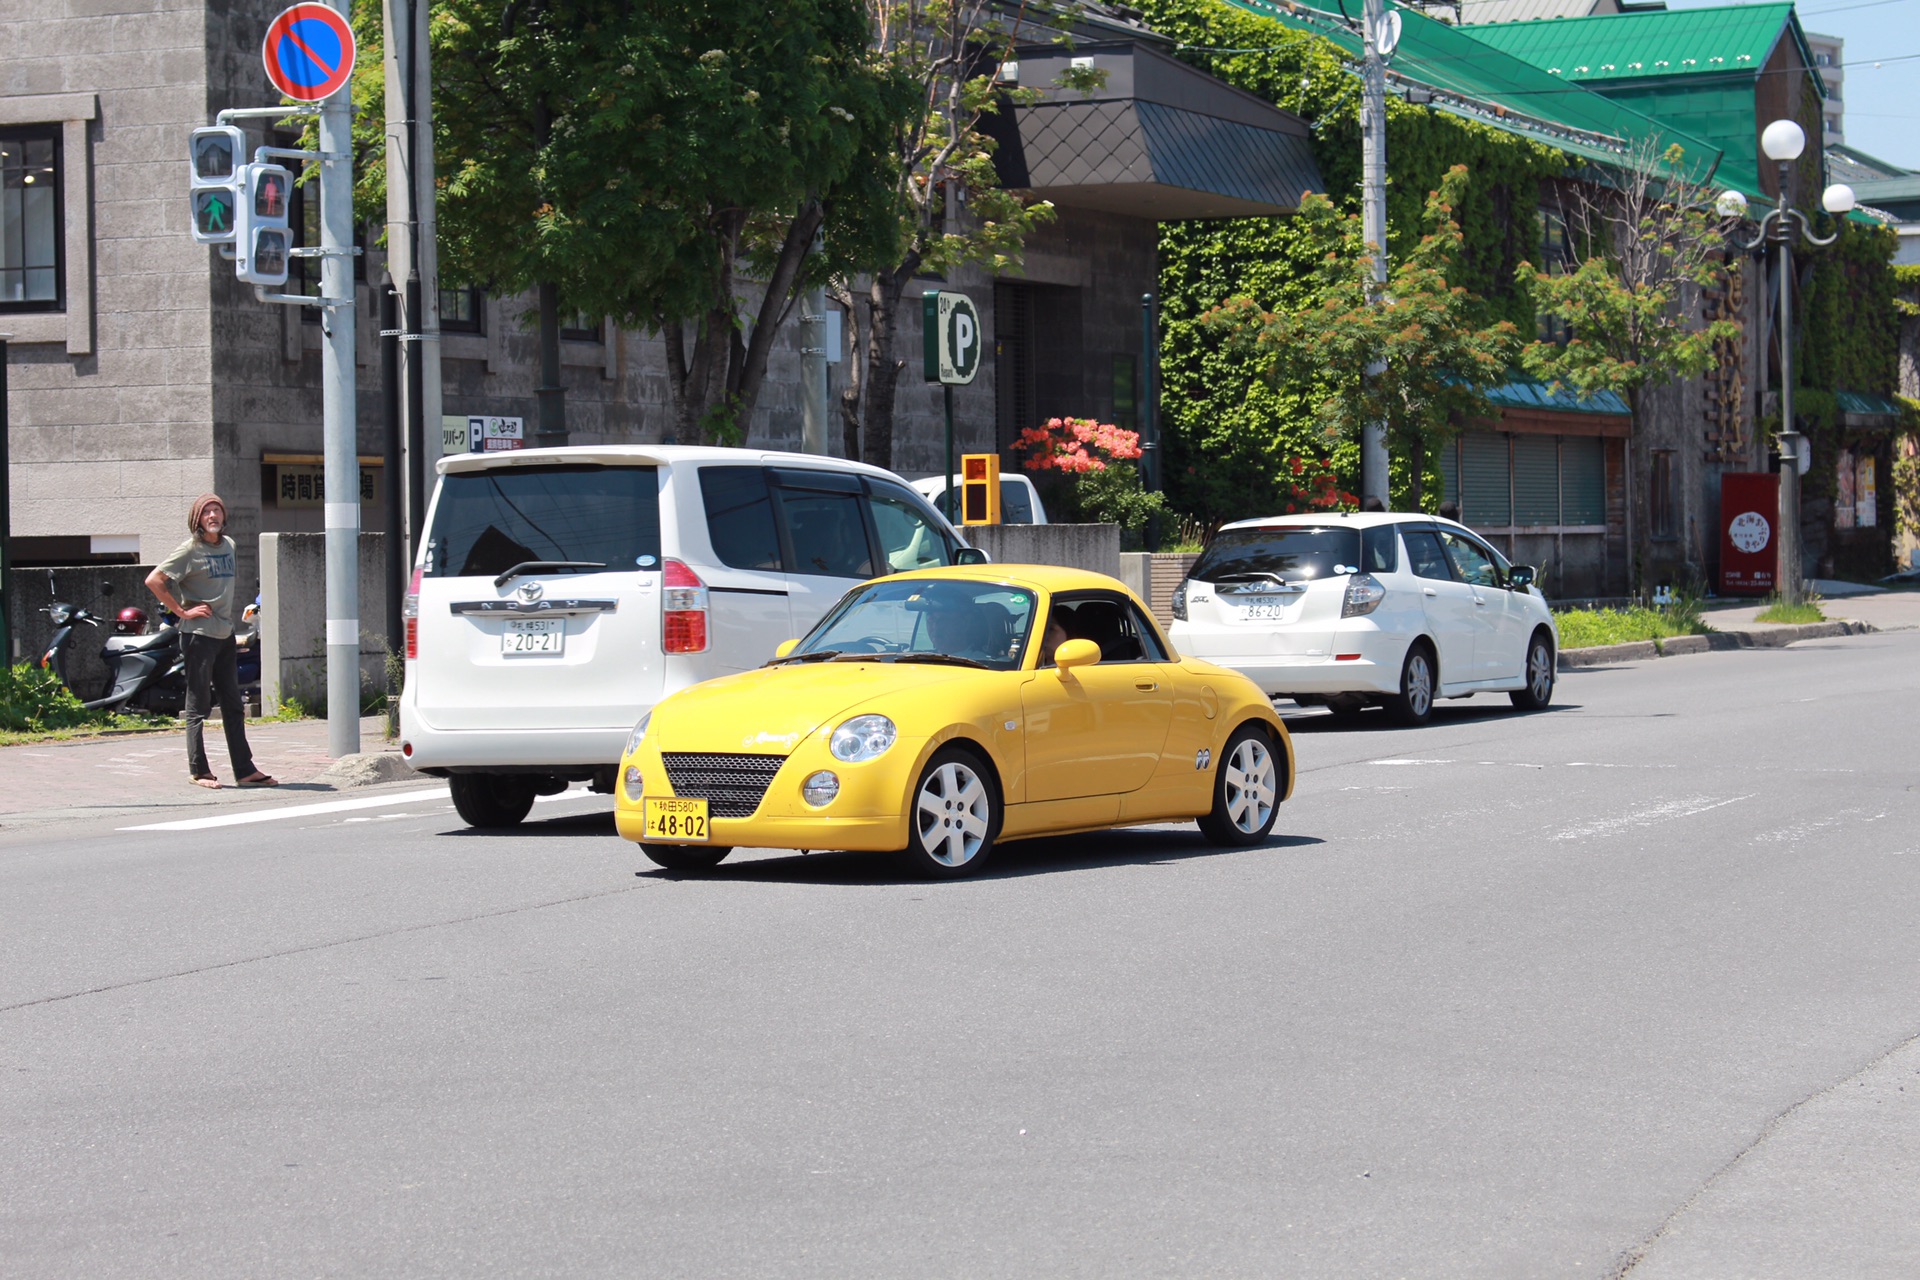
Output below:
[922,291,981,386]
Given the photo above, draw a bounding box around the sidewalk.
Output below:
[0,715,419,831]
[1560,584,1919,670]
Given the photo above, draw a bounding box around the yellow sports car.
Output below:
[614,565,1294,878]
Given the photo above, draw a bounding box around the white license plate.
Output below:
[502,618,565,655]
[1237,601,1292,621]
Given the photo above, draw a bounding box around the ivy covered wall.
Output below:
[1133,0,1571,524]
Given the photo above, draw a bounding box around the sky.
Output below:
[1663,0,1920,169]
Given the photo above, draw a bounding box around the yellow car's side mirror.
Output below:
[774,638,800,659]
[1054,638,1101,671]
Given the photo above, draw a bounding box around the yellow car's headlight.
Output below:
[624,712,652,759]
[830,714,896,763]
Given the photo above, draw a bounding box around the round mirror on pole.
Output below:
[1822,183,1856,214]
[1760,119,1806,162]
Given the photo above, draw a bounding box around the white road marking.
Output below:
[120,787,451,831]
[1551,794,1756,842]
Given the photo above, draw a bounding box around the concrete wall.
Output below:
[970,523,1121,579]
[258,531,389,714]
[2,0,217,569]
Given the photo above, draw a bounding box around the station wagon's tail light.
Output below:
[662,559,709,654]
[403,567,422,659]
[1341,573,1386,618]
[1171,579,1189,621]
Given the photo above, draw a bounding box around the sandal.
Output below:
[192,775,221,790]
[237,772,279,787]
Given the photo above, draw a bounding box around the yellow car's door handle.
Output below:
[1135,680,1158,691]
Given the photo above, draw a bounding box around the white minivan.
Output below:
[399,445,978,827]
[1169,513,1558,726]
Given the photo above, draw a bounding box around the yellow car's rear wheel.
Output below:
[641,844,733,872]
[1198,724,1281,847]
[900,746,999,878]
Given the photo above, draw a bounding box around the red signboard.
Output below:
[1719,471,1779,596]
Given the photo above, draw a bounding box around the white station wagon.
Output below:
[1168,513,1558,725]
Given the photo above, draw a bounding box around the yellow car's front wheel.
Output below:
[900,746,1000,879]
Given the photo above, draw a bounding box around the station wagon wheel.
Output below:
[449,773,536,829]
[1387,642,1436,727]
[1509,630,1556,711]
[1198,724,1282,847]
[901,746,999,878]
[641,843,734,872]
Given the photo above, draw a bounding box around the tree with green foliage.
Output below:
[350,0,909,444]
[1516,142,1741,420]
[829,0,1105,469]
[1206,167,1522,511]
[1130,0,1570,524]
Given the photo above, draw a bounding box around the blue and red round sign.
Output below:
[262,4,356,103]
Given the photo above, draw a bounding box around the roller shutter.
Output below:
[1562,436,1605,526]
[1512,436,1560,526]
[1460,432,1511,527]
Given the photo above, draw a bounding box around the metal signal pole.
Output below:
[319,20,360,757]
[1360,0,1391,509]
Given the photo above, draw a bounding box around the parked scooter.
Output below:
[40,601,189,714]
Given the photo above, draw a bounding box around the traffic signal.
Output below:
[188,125,244,245]
[959,453,1001,526]
[234,163,293,287]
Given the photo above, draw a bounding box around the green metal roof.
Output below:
[1835,390,1907,423]
[1465,5,1819,92]
[1221,0,1730,177]
[1487,376,1630,417]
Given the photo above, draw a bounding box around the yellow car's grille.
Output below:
[659,752,787,818]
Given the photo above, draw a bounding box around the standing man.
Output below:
[145,494,276,789]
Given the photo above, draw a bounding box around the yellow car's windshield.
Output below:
[789,579,1037,671]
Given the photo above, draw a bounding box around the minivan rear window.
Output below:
[424,464,661,578]
[1190,526,1362,585]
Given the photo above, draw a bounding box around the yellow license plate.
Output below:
[643,797,710,843]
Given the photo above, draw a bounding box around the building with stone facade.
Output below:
[0,0,1320,664]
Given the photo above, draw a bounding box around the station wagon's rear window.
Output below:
[1190,526,1362,585]
[424,464,661,578]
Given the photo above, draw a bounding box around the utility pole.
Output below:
[1359,0,1393,509]
[384,0,439,556]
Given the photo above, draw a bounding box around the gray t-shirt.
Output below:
[156,535,239,639]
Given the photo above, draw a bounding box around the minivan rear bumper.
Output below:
[399,704,632,771]
[1170,623,1408,697]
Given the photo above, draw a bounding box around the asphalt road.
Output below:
[4,632,1918,1278]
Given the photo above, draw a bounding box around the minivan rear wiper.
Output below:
[493,560,607,588]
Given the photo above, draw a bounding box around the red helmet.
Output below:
[113,606,151,635]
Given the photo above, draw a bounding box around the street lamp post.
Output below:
[1722,119,1856,607]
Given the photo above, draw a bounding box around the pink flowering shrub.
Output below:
[1013,417,1144,474]
[1013,417,1163,535]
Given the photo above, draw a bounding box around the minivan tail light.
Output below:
[404,567,422,659]
[1342,572,1386,618]
[662,559,709,654]
[1171,579,1189,621]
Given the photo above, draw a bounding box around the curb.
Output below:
[1560,619,1877,670]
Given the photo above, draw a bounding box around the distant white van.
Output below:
[910,473,1050,525]
[399,445,978,828]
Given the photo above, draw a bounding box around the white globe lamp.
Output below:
[1760,119,1806,163]
[1822,183,1856,214]
[1715,190,1750,219]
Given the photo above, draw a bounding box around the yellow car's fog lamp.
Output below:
[830,714,896,763]
[623,766,645,802]
[802,770,840,806]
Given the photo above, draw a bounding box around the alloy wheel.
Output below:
[915,758,992,868]
[1222,735,1277,835]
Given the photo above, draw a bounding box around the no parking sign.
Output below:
[262,4,356,102]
